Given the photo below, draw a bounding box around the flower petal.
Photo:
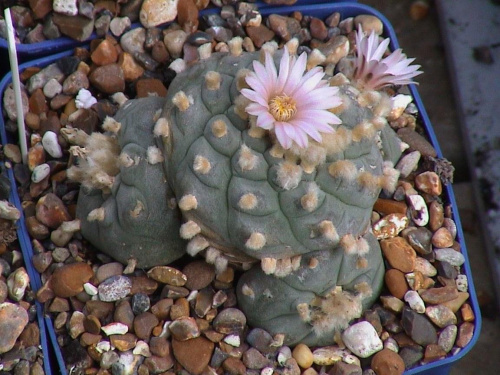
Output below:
[256,112,275,130]
[274,122,292,149]
[241,88,268,107]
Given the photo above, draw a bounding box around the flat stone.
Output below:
[50,262,94,298]
[114,300,135,331]
[397,128,437,158]
[456,322,474,348]
[423,344,447,363]
[172,336,214,375]
[384,268,408,299]
[98,275,132,302]
[243,347,270,370]
[140,0,179,28]
[213,308,246,334]
[169,316,200,341]
[371,348,405,375]
[183,261,215,290]
[0,302,29,354]
[136,78,168,98]
[380,236,416,273]
[420,286,459,305]
[434,248,465,267]
[342,321,383,358]
[401,307,437,346]
[425,305,457,328]
[129,275,159,295]
[52,13,94,41]
[133,312,159,340]
[438,324,457,353]
[151,298,174,320]
[85,300,114,320]
[89,64,125,95]
[110,333,137,352]
[380,295,405,313]
[147,266,187,286]
[95,262,124,284]
[374,198,407,215]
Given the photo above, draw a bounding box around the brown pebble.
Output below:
[371,348,405,375]
[309,17,328,41]
[18,322,40,347]
[129,275,159,295]
[29,88,48,115]
[113,300,134,330]
[223,357,247,375]
[380,237,416,273]
[91,39,119,66]
[110,332,137,351]
[385,269,409,300]
[136,78,168,98]
[119,52,145,82]
[151,298,174,320]
[170,297,190,320]
[89,64,125,94]
[177,0,199,34]
[26,216,50,240]
[35,193,72,229]
[80,332,102,347]
[183,261,215,290]
[460,303,475,322]
[50,263,94,298]
[416,171,442,196]
[429,200,444,231]
[49,297,70,312]
[148,266,187,286]
[423,344,446,363]
[419,286,459,305]
[245,24,275,48]
[149,336,172,357]
[134,312,159,340]
[169,316,200,341]
[374,198,408,215]
[85,300,114,320]
[432,227,454,248]
[84,315,102,335]
[456,322,474,348]
[172,336,214,375]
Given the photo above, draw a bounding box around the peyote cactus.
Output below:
[68,27,422,345]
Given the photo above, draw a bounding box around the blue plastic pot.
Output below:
[0,0,357,63]
[0,2,480,374]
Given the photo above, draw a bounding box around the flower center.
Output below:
[269,95,297,122]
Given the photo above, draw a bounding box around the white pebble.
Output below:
[96,341,111,353]
[53,0,78,16]
[31,163,50,183]
[456,274,468,292]
[223,334,241,347]
[83,282,98,296]
[169,58,187,74]
[101,322,129,336]
[404,290,426,313]
[342,321,383,358]
[42,131,63,158]
[75,88,97,109]
[43,78,62,99]
[434,248,465,267]
[414,257,437,277]
[261,368,274,375]
[384,337,399,353]
[133,340,151,357]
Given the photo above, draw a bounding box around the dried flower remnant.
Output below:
[241,47,342,150]
[353,26,423,90]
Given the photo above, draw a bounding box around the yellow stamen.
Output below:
[269,95,297,122]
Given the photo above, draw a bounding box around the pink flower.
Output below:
[241,47,341,150]
[354,26,422,90]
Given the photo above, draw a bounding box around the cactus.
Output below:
[69,46,407,345]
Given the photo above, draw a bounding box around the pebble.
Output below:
[373,213,409,240]
[147,266,187,286]
[101,322,129,336]
[169,316,200,341]
[414,257,437,277]
[43,78,63,99]
[110,332,137,351]
[114,300,135,331]
[429,201,445,231]
[456,322,474,348]
[438,324,457,353]
[52,13,95,41]
[380,236,416,273]
[404,290,425,313]
[110,16,132,37]
[53,0,78,16]
[384,269,408,300]
[395,150,420,178]
[140,0,179,28]
[267,14,301,42]
[342,321,383,358]
[405,227,433,255]
[242,347,270,370]
[68,310,85,339]
[292,343,314,368]
[415,171,442,196]
[213,308,246,334]
[0,302,29,354]
[183,261,215,290]
[396,128,437,158]
[353,14,384,35]
[131,293,151,315]
[425,305,457,328]
[42,131,63,158]
[401,307,437,346]
[434,248,465,267]
[371,348,405,375]
[62,69,90,96]
[35,193,71,228]
[91,39,119,66]
[134,311,159,340]
[7,267,30,301]
[98,275,132,302]
[456,274,468,292]
[50,262,93,298]
[89,64,125,95]
[246,328,275,354]
[31,163,50,183]
[172,336,214,375]
[380,296,405,314]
